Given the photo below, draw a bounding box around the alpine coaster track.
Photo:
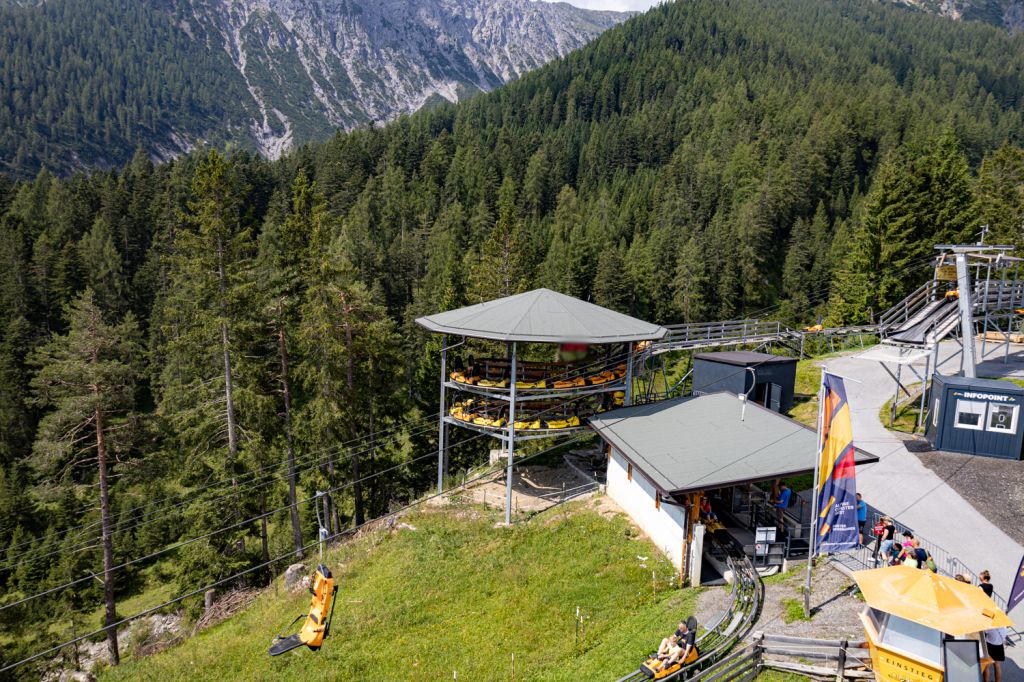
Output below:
[614,532,764,682]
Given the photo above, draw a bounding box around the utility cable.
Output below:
[0,435,587,674]
[2,348,628,565]
[0,419,447,569]
[1,392,596,609]
[0,423,493,576]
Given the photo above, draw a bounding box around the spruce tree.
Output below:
[296,212,403,528]
[78,217,127,316]
[976,144,1024,247]
[256,170,329,554]
[469,176,529,302]
[152,151,261,580]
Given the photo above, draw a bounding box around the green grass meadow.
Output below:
[100,499,699,682]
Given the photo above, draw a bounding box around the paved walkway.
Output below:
[825,340,1024,669]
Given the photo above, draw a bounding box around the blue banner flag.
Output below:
[816,373,860,554]
[1009,553,1024,613]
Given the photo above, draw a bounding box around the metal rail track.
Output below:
[614,534,764,682]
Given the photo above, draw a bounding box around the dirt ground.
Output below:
[906,439,1024,546]
[696,561,865,642]
[453,464,595,513]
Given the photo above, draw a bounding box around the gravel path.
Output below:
[826,341,1024,631]
[695,563,864,643]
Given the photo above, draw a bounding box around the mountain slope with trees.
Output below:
[2,0,1024,677]
[0,0,627,177]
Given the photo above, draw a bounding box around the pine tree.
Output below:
[469,176,529,302]
[976,144,1024,247]
[257,170,330,554]
[78,217,127,315]
[29,289,142,666]
[153,151,262,579]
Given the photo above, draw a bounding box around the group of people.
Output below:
[953,572,1008,682]
[871,516,938,572]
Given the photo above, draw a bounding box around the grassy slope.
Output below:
[100,499,698,682]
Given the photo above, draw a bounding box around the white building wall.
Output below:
[606,448,687,572]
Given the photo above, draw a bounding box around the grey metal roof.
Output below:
[588,392,878,495]
[694,351,797,366]
[415,288,668,343]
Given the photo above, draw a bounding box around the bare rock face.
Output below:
[180,0,631,157]
[883,0,1024,32]
[284,563,307,591]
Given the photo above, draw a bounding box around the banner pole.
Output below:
[804,371,826,618]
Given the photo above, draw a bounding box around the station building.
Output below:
[590,393,878,585]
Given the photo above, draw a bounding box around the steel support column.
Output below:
[955,251,978,378]
[504,342,517,524]
[625,342,634,406]
[917,355,930,432]
[437,338,447,494]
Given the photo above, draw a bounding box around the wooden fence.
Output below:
[674,632,875,682]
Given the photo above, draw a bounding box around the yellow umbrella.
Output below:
[854,565,1015,636]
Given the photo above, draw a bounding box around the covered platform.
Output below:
[589,392,878,584]
[416,288,668,523]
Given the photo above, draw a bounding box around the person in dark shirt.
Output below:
[980,570,994,598]
[856,493,867,545]
[666,620,697,666]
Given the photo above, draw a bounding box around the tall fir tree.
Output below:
[29,289,142,666]
[976,144,1024,247]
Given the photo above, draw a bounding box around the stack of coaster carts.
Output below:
[450,359,627,391]
[448,398,590,431]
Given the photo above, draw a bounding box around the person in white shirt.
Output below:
[983,627,1007,682]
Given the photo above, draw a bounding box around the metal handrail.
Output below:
[846,508,1008,610]
[614,535,764,682]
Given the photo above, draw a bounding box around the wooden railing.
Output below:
[754,632,874,680]
[650,632,875,682]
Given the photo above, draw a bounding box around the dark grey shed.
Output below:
[925,373,1024,460]
[691,351,797,414]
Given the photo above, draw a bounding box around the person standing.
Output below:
[983,627,1007,682]
[980,570,994,598]
[856,493,867,545]
[877,517,896,565]
[773,482,791,523]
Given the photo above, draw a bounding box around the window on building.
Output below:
[953,399,986,431]
[986,403,1018,434]
[880,614,943,665]
[866,607,886,634]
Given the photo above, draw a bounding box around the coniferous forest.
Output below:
[2,0,1024,674]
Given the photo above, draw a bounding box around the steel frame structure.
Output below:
[436,337,644,523]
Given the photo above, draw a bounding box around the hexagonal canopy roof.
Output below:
[415,288,668,344]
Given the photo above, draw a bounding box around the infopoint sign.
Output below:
[949,389,1021,435]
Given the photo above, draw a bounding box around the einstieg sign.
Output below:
[925,374,1024,460]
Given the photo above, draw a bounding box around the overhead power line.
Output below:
[0,434,587,674]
